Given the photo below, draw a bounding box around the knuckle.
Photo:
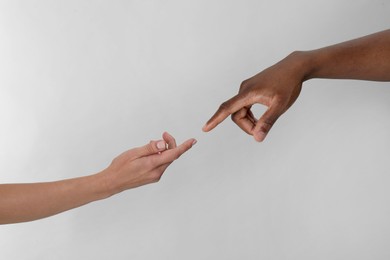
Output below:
[263,112,278,126]
[272,95,286,107]
[231,113,239,122]
[259,123,272,134]
[239,79,250,91]
[147,141,156,153]
[262,119,274,128]
[261,116,276,133]
[174,147,186,160]
[218,101,231,113]
[173,152,181,160]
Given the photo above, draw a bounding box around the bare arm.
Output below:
[0,175,107,224]
[304,29,390,81]
[203,29,390,142]
[0,132,196,224]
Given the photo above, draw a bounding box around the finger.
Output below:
[131,139,168,159]
[202,93,252,132]
[231,107,257,135]
[152,132,177,177]
[162,132,177,149]
[253,105,284,142]
[236,105,257,124]
[151,138,197,165]
[246,108,257,124]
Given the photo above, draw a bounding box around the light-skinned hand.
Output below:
[101,132,197,194]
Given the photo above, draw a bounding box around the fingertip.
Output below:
[253,131,266,142]
[202,122,214,132]
[162,131,171,138]
[253,136,262,142]
[183,138,196,147]
[185,138,197,149]
[162,132,169,141]
[181,138,197,152]
[162,131,177,149]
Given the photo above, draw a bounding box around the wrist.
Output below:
[286,50,317,82]
[91,171,116,199]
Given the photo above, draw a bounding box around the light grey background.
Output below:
[1,1,390,259]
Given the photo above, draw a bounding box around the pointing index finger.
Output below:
[202,93,249,132]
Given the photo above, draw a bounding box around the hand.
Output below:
[0,132,196,224]
[202,52,305,142]
[101,132,196,195]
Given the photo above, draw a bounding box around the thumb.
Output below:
[253,105,283,142]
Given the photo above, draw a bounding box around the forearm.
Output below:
[0,134,195,224]
[300,29,390,81]
[0,173,109,224]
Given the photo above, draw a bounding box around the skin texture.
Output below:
[0,132,196,224]
[203,29,390,142]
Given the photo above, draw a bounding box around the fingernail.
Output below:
[157,141,166,150]
[192,139,197,146]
